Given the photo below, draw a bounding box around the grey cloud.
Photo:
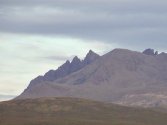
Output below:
[0,94,16,101]
[40,55,71,62]
[1,0,167,13]
[0,0,167,50]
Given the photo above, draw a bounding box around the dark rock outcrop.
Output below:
[143,48,158,56]
[83,50,100,65]
[70,56,82,73]
[28,50,100,88]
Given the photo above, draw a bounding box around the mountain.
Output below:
[27,50,100,89]
[1,97,167,125]
[17,48,167,107]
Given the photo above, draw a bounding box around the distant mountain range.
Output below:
[16,48,167,107]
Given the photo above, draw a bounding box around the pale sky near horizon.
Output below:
[0,0,167,101]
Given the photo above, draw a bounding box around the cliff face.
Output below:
[17,48,167,107]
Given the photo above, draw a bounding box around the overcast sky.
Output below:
[0,0,167,101]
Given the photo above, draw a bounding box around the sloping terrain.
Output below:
[27,50,100,88]
[17,48,167,107]
[0,97,167,125]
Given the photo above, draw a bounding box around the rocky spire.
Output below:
[26,50,100,88]
[71,56,81,64]
[70,56,82,72]
[143,48,158,56]
[83,50,100,65]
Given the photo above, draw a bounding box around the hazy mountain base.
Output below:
[0,97,167,125]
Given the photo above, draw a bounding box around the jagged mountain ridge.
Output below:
[17,48,167,107]
[28,50,100,88]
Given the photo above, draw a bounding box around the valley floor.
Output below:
[0,97,167,125]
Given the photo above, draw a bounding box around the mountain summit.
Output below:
[17,48,167,107]
[26,50,100,90]
[83,50,100,65]
[143,48,158,56]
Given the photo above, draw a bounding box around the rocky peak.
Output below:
[143,48,158,56]
[71,56,81,64]
[70,56,82,72]
[26,50,100,88]
[87,50,99,57]
[83,50,100,65]
[65,60,70,64]
[60,60,70,69]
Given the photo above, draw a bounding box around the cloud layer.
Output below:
[1,0,167,50]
